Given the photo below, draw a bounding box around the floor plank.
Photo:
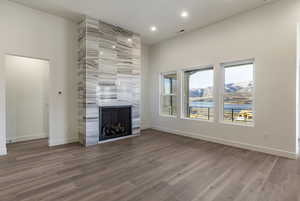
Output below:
[0,129,299,201]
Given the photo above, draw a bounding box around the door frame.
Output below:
[3,53,52,148]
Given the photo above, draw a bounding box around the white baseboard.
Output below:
[141,126,151,130]
[49,136,78,147]
[6,133,48,144]
[152,126,297,159]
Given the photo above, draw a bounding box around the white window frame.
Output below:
[180,65,215,122]
[159,71,178,118]
[219,59,255,127]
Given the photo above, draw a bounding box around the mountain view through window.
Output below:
[185,68,214,120]
[223,63,254,124]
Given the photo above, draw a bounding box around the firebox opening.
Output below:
[99,106,132,141]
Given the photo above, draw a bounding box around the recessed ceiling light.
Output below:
[127,38,132,42]
[181,11,189,18]
[150,26,157,32]
[112,45,116,49]
[100,51,103,55]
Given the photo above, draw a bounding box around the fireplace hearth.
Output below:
[99,106,132,141]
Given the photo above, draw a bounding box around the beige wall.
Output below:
[148,0,300,158]
[0,0,78,155]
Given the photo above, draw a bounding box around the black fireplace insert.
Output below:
[99,106,132,141]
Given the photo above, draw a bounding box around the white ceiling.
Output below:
[10,0,276,44]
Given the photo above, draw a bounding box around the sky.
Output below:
[189,64,253,89]
[189,69,213,89]
[224,64,253,85]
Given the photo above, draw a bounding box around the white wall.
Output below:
[141,45,151,130]
[0,0,78,155]
[5,55,49,143]
[149,0,300,158]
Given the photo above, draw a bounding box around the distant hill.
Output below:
[189,87,213,97]
[189,81,253,97]
[225,81,253,93]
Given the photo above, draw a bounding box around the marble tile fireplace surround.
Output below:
[78,16,141,146]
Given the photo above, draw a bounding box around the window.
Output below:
[221,60,254,125]
[160,72,177,116]
[183,67,214,120]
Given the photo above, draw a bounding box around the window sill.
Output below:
[220,121,254,127]
[180,117,214,123]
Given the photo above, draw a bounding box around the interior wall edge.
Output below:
[152,126,297,159]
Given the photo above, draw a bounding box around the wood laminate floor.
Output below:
[0,129,299,201]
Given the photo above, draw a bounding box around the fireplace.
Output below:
[99,106,132,141]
